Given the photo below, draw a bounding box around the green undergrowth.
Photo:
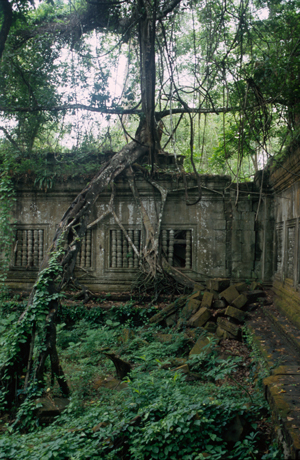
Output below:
[0,295,283,460]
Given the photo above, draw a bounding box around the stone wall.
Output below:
[268,150,300,328]
[7,172,273,291]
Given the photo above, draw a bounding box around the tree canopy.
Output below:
[0,0,299,180]
[0,0,300,412]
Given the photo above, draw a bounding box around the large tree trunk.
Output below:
[0,2,192,410]
[1,140,148,407]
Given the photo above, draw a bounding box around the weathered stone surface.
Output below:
[216,326,225,338]
[201,291,214,309]
[246,290,266,302]
[217,317,239,337]
[225,306,246,323]
[94,376,127,391]
[174,363,190,374]
[35,397,69,418]
[177,299,201,327]
[204,321,217,333]
[187,307,211,328]
[232,294,248,309]
[250,281,263,291]
[207,278,230,292]
[210,290,220,300]
[189,290,202,301]
[213,299,226,309]
[154,333,173,343]
[194,283,206,292]
[118,328,135,343]
[166,314,177,327]
[220,286,240,304]
[216,326,236,339]
[149,296,186,324]
[234,282,248,293]
[189,333,216,355]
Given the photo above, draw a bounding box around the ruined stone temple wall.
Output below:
[269,150,300,327]
[7,173,273,291]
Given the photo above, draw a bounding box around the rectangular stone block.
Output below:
[189,333,216,355]
[234,282,248,293]
[177,299,201,327]
[232,294,248,309]
[188,307,211,328]
[213,299,226,309]
[207,278,230,292]
[225,306,246,323]
[189,290,202,301]
[217,317,239,337]
[201,291,214,309]
[246,290,266,302]
[220,285,239,304]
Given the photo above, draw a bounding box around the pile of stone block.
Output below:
[149,279,266,340]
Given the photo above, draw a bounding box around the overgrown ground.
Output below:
[0,292,283,460]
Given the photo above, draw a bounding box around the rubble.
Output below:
[149,278,268,342]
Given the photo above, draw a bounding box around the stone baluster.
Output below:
[33,230,39,267]
[80,235,86,267]
[16,230,22,266]
[111,230,117,268]
[186,230,191,269]
[162,230,168,258]
[134,230,139,268]
[117,230,122,268]
[128,230,134,268]
[27,230,33,267]
[22,230,27,267]
[123,233,128,268]
[38,230,43,265]
[168,229,174,266]
[86,230,91,267]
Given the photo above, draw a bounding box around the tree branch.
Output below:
[0,0,13,60]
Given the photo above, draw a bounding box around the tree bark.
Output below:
[0,0,12,61]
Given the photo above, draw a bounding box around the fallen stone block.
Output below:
[166,314,177,327]
[189,290,202,301]
[149,296,186,324]
[213,299,226,309]
[220,285,240,304]
[118,328,135,343]
[154,333,173,343]
[187,307,211,328]
[217,317,240,337]
[216,326,236,340]
[189,333,216,355]
[194,283,206,292]
[225,306,246,323]
[234,282,248,293]
[250,281,263,291]
[204,321,217,333]
[232,294,248,309]
[207,278,230,292]
[177,298,201,327]
[201,291,214,309]
[246,290,266,303]
[174,363,190,374]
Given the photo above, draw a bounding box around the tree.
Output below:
[0,0,299,411]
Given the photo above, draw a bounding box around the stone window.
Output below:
[286,222,296,280]
[275,224,283,274]
[13,228,44,268]
[109,229,141,268]
[109,228,192,269]
[77,230,92,268]
[161,229,192,269]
